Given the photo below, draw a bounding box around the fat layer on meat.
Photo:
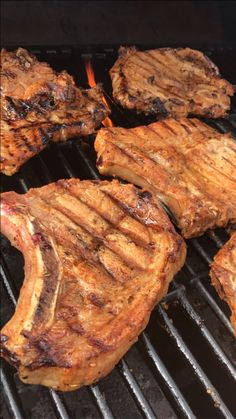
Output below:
[110,47,234,118]
[210,232,236,334]
[1,48,109,175]
[95,118,236,238]
[0,179,186,391]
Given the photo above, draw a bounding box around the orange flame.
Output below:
[85,61,113,128]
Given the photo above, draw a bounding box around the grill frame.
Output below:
[0,46,236,419]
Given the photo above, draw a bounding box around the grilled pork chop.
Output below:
[210,232,236,334]
[1,48,109,176]
[95,118,236,238]
[110,47,234,118]
[0,179,186,391]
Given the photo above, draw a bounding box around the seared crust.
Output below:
[95,118,236,238]
[210,232,236,333]
[0,48,109,175]
[0,179,186,391]
[110,47,234,118]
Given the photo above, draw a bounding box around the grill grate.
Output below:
[1,46,236,419]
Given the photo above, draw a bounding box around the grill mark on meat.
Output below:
[106,139,173,182]
[222,156,236,171]
[179,122,192,134]
[159,120,178,135]
[39,127,52,146]
[27,197,115,279]
[87,293,105,308]
[145,125,165,140]
[68,322,85,336]
[26,335,72,370]
[21,134,39,152]
[34,192,148,276]
[189,149,236,184]
[125,57,186,100]
[64,187,151,249]
[146,51,184,85]
[103,190,165,233]
[88,337,112,352]
[51,200,149,271]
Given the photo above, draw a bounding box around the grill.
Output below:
[1,46,236,419]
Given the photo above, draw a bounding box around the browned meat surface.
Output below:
[0,179,185,391]
[110,47,234,118]
[95,118,236,238]
[1,48,109,176]
[210,232,236,334]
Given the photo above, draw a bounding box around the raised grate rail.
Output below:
[0,46,236,419]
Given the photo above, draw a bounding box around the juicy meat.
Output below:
[110,47,234,118]
[210,232,236,334]
[95,118,236,238]
[1,48,109,176]
[0,179,185,391]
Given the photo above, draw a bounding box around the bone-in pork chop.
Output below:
[1,48,109,175]
[0,179,185,391]
[95,118,236,238]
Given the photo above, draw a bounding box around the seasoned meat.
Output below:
[210,232,236,334]
[0,179,185,391]
[110,47,234,118]
[1,48,109,175]
[95,118,236,238]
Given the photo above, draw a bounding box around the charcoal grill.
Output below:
[1,46,236,419]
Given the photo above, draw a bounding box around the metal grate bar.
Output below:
[191,277,234,334]
[157,306,234,418]
[141,332,195,419]
[206,231,224,248]
[49,389,70,419]
[175,286,236,379]
[184,263,235,335]
[1,366,25,419]
[190,240,212,264]
[17,178,28,193]
[56,149,75,178]
[36,155,55,183]
[74,143,101,180]
[90,385,115,419]
[119,360,156,419]
[0,262,17,306]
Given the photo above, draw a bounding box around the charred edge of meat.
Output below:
[150,98,168,116]
[137,190,152,201]
[158,47,220,77]
[0,341,21,368]
[87,337,112,353]
[4,94,58,121]
[22,334,72,370]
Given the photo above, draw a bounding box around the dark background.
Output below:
[1,0,236,47]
